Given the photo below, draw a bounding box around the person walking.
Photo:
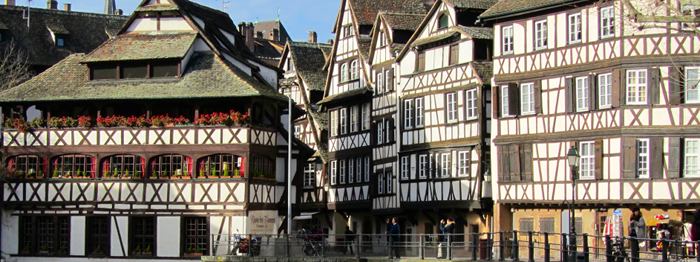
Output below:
[629,207,646,262]
[388,217,401,259]
[438,219,447,258]
[344,226,356,255]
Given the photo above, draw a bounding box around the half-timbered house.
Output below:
[480,0,700,239]
[320,0,430,237]
[394,0,496,239]
[0,0,310,260]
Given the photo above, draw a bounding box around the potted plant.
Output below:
[77,115,92,128]
[150,171,158,180]
[222,163,230,178]
[52,168,59,178]
[211,164,218,178]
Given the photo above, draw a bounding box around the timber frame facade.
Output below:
[480,0,700,240]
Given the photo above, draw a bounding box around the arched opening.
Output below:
[51,154,95,178]
[438,13,449,29]
[6,155,45,178]
[149,154,191,179]
[197,154,244,178]
[102,154,145,179]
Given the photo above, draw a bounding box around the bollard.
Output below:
[562,234,569,262]
[583,234,589,262]
[544,233,551,262]
[512,231,519,262]
[472,233,478,261]
[605,235,613,262]
[499,232,506,261]
[661,238,669,262]
[528,232,534,262]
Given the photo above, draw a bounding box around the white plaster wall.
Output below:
[70,216,86,256]
[1,211,18,255]
[126,18,158,32]
[157,216,180,257]
[160,17,192,31]
[111,216,129,257]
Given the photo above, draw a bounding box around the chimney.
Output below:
[256,31,263,39]
[308,31,317,43]
[47,0,57,9]
[245,23,255,52]
[63,3,71,11]
[116,9,123,15]
[272,28,280,41]
[4,0,15,6]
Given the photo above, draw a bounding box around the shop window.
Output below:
[129,217,156,257]
[182,217,209,257]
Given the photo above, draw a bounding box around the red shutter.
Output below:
[91,156,97,178]
[240,156,246,178]
[103,158,110,176]
[141,157,147,178]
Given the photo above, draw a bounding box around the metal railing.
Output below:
[203,232,700,261]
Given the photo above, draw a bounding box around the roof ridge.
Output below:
[0,5,128,19]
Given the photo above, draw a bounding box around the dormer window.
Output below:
[89,60,180,80]
[438,13,449,29]
[56,36,66,48]
[121,63,148,79]
[47,24,70,48]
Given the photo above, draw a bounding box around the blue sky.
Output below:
[27,0,339,42]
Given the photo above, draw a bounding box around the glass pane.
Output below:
[92,65,116,80]
[152,63,179,78]
[121,64,148,79]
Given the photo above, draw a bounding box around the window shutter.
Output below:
[565,77,574,113]
[499,146,510,181]
[650,137,663,179]
[595,139,604,180]
[534,80,542,114]
[509,144,521,181]
[508,83,520,116]
[667,137,681,179]
[649,68,661,105]
[520,143,533,182]
[612,69,622,108]
[589,75,598,110]
[387,69,395,91]
[494,85,501,118]
[669,66,684,105]
[622,137,637,179]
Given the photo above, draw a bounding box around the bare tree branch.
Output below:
[0,40,32,92]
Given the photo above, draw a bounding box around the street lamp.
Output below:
[567,145,580,261]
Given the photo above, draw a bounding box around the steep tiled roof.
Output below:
[253,20,291,43]
[350,0,429,26]
[381,13,425,32]
[289,42,332,91]
[0,5,127,68]
[0,53,286,103]
[253,38,286,67]
[472,62,493,83]
[457,26,494,39]
[448,0,499,10]
[479,0,579,20]
[82,33,197,63]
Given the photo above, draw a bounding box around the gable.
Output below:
[419,1,456,39]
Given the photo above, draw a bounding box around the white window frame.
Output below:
[579,141,595,180]
[441,153,450,178]
[598,73,612,109]
[339,108,347,135]
[330,161,337,185]
[348,158,354,184]
[466,89,478,120]
[362,103,371,130]
[350,106,359,133]
[415,97,424,127]
[685,138,700,178]
[458,151,469,177]
[636,139,650,179]
[686,67,700,104]
[386,173,393,193]
[534,20,548,50]
[600,6,615,38]
[339,160,346,184]
[377,121,384,144]
[376,71,384,94]
[350,60,359,80]
[575,77,589,112]
[385,70,393,91]
[330,110,339,137]
[303,163,316,188]
[568,13,582,43]
[502,26,514,54]
[446,92,458,122]
[401,156,409,180]
[501,85,510,116]
[404,99,414,128]
[626,69,648,105]
[520,83,535,115]
[419,154,428,179]
[340,63,348,82]
[364,157,370,182]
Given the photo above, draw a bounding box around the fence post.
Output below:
[487,232,493,261]
[448,234,453,260]
[472,233,478,261]
[605,235,612,262]
[528,231,534,262]
[355,235,360,259]
[419,235,424,260]
[544,232,551,262]
[661,238,669,262]
[583,233,589,262]
[388,235,393,259]
[562,234,569,262]
[696,241,700,262]
[499,232,506,261]
[285,234,290,257]
[512,231,519,262]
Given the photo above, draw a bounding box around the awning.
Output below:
[293,212,319,220]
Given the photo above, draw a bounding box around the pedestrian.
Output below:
[629,207,646,262]
[388,217,401,259]
[691,209,700,241]
[438,219,447,258]
[344,226,356,255]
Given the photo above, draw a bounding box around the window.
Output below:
[379,31,387,46]
[362,103,371,130]
[339,160,346,184]
[598,73,612,108]
[340,63,348,82]
[330,161,337,185]
[458,151,469,177]
[355,157,362,182]
[636,139,650,178]
[441,153,451,178]
[250,155,273,179]
[535,20,548,49]
[339,108,347,134]
[502,26,513,54]
[378,174,385,194]
[343,24,353,38]
[350,105,359,132]
[540,218,555,233]
[376,72,384,93]
[364,156,370,182]
[130,217,156,257]
[519,218,534,233]
[377,121,384,144]
[303,163,316,188]
[151,154,189,178]
[520,83,535,114]
[568,13,582,43]
[446,92,458,122]
[685,139,700,177]
[501,85,510,116]
[330,110,339,136]
[294,125,302,139]
[401,156,409,180]
[52,154,94,178]
[104,155,144,179]
[385,70,394,91]
[386,172,393,193]
[404,99,414,128]
[183,217,209,257]
[575,77,589,112]
[19,216,70,256]
[56,36,65,47]
[350,60,359,80]
[415,98,424,127]
[121,64,148,79]
[449,44,459,65]
[438,13,449,29]
[466,89,478,120]
[348,158,355,183]
[86,216,110,257]
[419,154,428,179]
[626,69,648,105]
[686,67,700,103]
[198,154,242,178]
[91,64,117,80]
[6,155,42,178]
[600,6,615,38]
[416,51,425,72]
[152,62,179,78]
[579,142,595,179]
